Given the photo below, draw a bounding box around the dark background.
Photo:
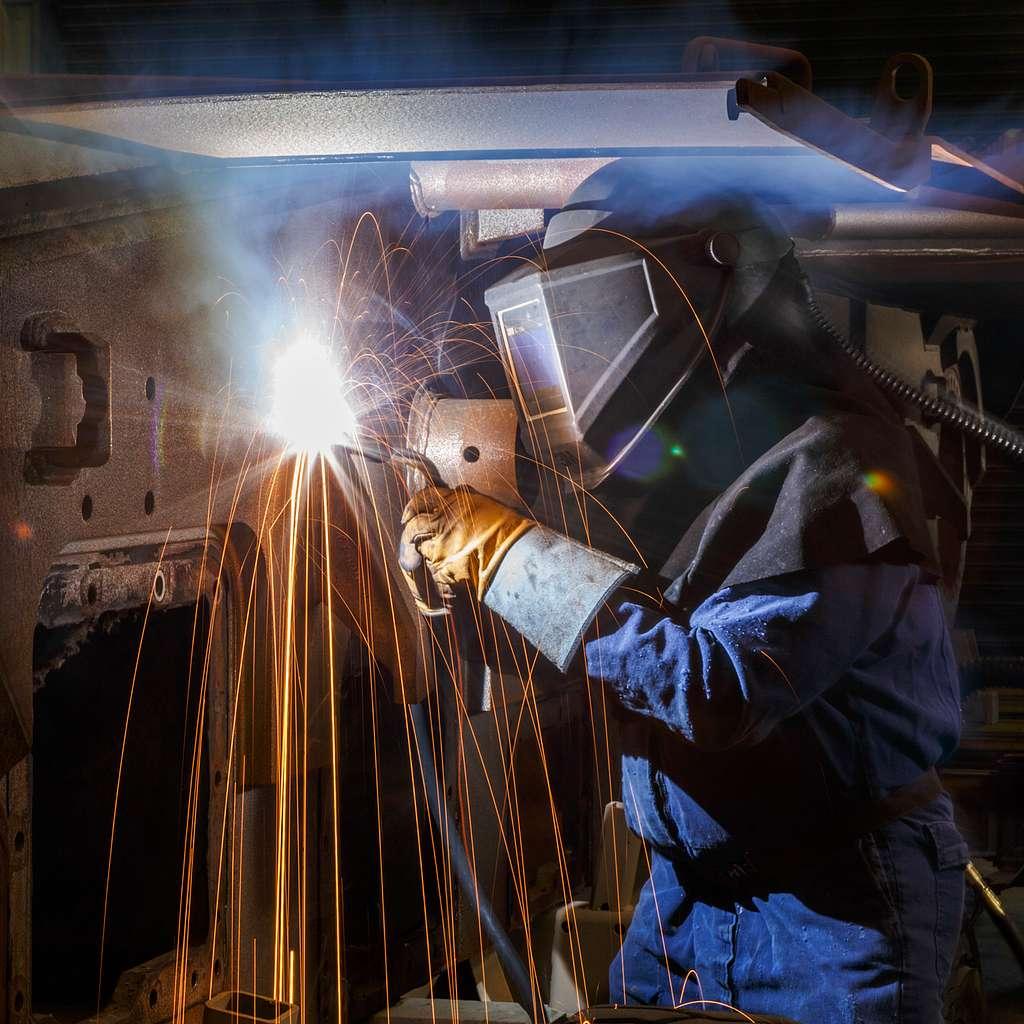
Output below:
[4,0,1021,149]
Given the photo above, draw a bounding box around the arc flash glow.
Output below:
[268,338,358,454]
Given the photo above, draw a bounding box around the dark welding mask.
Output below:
[484,225,735,488]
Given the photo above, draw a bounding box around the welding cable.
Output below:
[408,700,542,1018]
[803,289,1024,463]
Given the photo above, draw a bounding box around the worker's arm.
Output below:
[399,486,925,749]
[579,561,922,749]
[482,521,929,750]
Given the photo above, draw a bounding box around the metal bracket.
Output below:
[21,311,112,485]
[683,35,813,91]
[730,54,934,192]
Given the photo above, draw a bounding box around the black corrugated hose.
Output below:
[805,291,1024,463]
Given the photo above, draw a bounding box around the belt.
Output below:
[682,768,944,889]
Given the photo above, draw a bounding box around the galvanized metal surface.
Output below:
[7,82,793,162]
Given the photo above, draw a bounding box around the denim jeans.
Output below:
[610,796,967,1024]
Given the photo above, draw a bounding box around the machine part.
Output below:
[204,992,297,1024]
[459,209,545,260]
[27,539,234,1024]
[960,657,1024,696]
[21,311,112,485]
[1,80,799,164]
[411,160,611,218]
[869,53,934,145]
[547,902,632,1015]
[545,803,645,1015]
[806,290,1024,462]
[964,861,1024,977]
[783,205,1024,240]
[732,63,932,192]
[408,700,542,1019]
[483,526,638,673]
[404,389,524,509]
[682,36,813,91]
[36,548,205,627]
[590,803,644,916]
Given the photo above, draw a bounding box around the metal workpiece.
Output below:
[410,158,612,216]
[404,389,523,508]
[483,525,638,673]
[7,81,792,162]
[36,546,207,628]
[0,182,432,774]
[20,312,112,485]
[783,204,1024,241]
[459,208,545,259]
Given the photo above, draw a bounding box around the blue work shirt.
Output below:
[584,560,968,1023]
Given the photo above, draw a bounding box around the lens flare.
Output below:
[268,338,358,453]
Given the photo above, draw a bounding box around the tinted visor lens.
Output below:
[496,299,569,422]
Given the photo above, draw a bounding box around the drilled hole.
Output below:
[462,445,480,463]
[214,769,223,788]
[13,992,24,1013]
[144,490,155,515]
[213,958,222,979]
[13,831,24,853]
[190,970,199,989]
[153,571,166,602]
[148,989,158,1009]
[87,583,98,606]
[81,495,93,520]
[145,376,156,401]
[892,63,920,101]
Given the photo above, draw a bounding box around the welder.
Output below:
[398,160,967,1024]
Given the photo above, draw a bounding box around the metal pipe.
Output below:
[782,204,1024,240]
[410,158,611,217]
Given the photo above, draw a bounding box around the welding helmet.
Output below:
[483,159,791,488]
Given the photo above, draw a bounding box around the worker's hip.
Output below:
[613,794,967,1023]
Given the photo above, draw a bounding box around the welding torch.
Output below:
[332,439,445,486]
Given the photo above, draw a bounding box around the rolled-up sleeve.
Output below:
[584,561,920,751]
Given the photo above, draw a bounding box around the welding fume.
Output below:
[395,159,970,1024]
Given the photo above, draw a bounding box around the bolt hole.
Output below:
[14,992,24,1013]
[561,919,570,933]
[153,571,166,602]
[213,958,222,979]
[148,989,158,1009]
[892,63,919,101]
[462,445,480,463]
[214,769,223,787]
[190,970,199,989]
[146,376,156,401]
[144,490,155,515]
[13,830,24,853]
[87,583,98,605]
[81,494,93,520]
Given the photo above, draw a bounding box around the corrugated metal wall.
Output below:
[40,0,1024,146]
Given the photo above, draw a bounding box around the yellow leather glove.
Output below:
[398,485,534,610]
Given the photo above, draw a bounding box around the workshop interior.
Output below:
[2,3,1024,1024]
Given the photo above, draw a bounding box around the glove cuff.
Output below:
[482,526,639,672]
